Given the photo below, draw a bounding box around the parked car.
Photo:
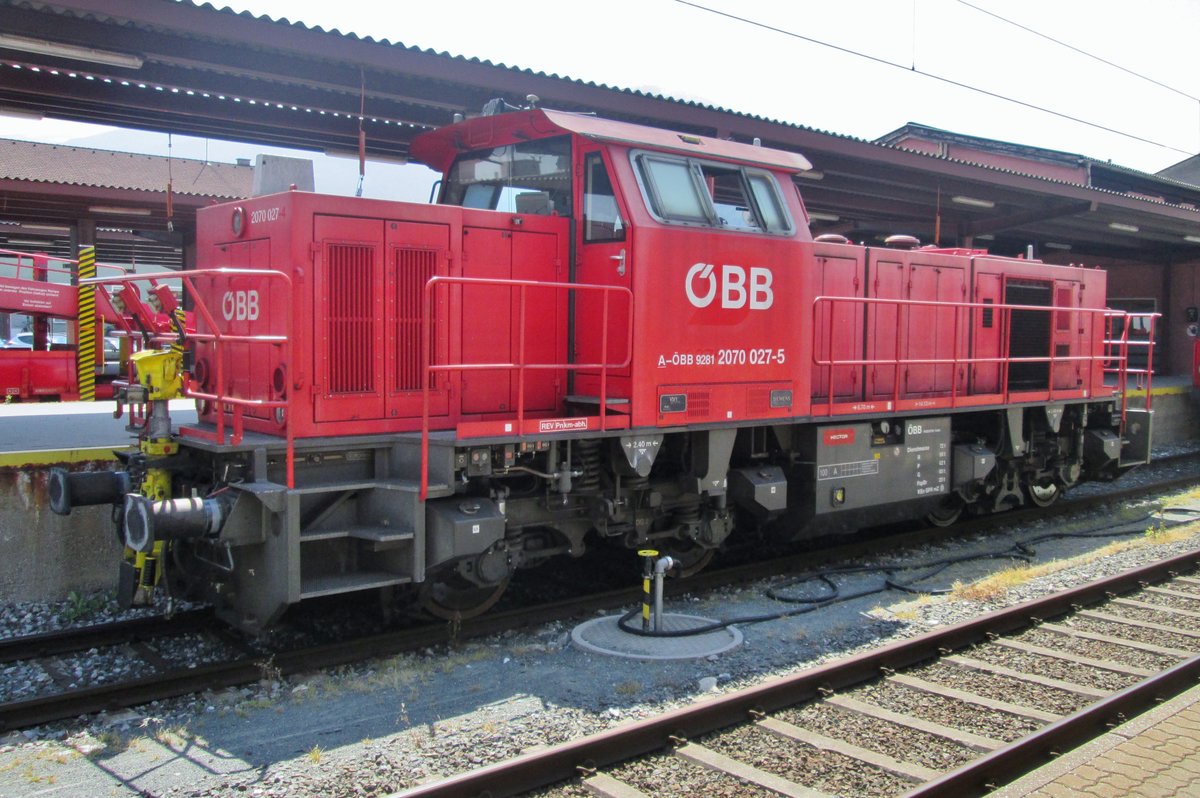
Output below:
[4,332,121,358]
[4,332,67,350]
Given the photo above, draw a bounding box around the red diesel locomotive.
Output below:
[51,107,1155,632]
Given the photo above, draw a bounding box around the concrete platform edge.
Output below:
[987,683,1200,797]
[0,447,119,467]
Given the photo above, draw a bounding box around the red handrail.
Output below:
[420,275,633,501]
[0,248,128,282]
[83,267,297,489]
[1103,311,1158,422]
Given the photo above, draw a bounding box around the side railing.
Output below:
[1104,310,1159,422]
[84,268,297,488]
[813,294,1159,424]
[420,275,633,501]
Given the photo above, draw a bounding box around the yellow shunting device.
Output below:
[126,347,185,605]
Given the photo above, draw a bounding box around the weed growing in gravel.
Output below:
[234,696,278,718]
[257,656,282,684]
[95,730,131,753]
[308,745,323,764]
[60,591,108,623]
[615,680,642,697]
[152,726,190,749]
[363,658,433,694]
[951,562,1036,601]
[1143,520,1195,545]
[20,764,53,784]
[952,517,1200,602]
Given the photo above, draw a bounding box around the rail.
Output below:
[83,268,297,488]
[420,275,633,501]
[395,545,1200,797]
[813,294,1158,423]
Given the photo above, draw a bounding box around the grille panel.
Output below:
[326,244,375,395]
[395,248,437,392]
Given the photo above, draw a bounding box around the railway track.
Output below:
[397,547,1200,798]
[2,457,1197,733]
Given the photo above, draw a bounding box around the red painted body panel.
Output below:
[194,191,571,438]
[0,351,79,400]
[187,117,1122,444]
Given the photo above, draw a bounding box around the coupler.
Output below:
[123,493,236,553]
[48,468,132,516]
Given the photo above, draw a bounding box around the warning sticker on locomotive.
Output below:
[823,428,856,446]
[657,348,785,368]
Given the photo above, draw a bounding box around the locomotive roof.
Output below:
[410,109,814,174]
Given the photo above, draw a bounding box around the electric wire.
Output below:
[671,0,1193,158]
[617,511,1165,637]
[955,0,1200,104]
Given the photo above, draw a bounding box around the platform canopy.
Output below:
[1,0,1199,262]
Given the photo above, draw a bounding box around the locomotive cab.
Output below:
[410,108,818,429]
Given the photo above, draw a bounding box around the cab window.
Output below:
[443,136,572,216]
[638,155,710,224]
[583,153,626,242]
[633,151,793,234]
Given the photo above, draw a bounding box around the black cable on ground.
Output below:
[617,511,1167,638]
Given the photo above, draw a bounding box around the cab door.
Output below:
[573,148,633,402]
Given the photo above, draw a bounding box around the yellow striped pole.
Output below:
[76,246,97,401]
[638,549,658,632]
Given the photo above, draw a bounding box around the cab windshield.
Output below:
[442,136,572,217]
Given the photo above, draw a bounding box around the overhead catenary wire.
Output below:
[955,0,1200,104]
[954,0,1200,154]
[672,0,1193,158]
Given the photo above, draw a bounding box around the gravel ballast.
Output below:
[1,452,1199,797]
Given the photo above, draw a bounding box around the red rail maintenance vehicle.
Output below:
[51,106,1156,632]
[0,249,164,402]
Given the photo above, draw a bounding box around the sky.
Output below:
[4,0,1200,197]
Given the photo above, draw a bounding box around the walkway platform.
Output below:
[992,682,1200,798]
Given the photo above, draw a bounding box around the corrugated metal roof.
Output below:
[183,2,1200,213]
[11,2,1198,221]
[0,138,252,198]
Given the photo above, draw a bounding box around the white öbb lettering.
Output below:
[222,290,260,321]
[250,207,281,224]
[685,263,774,310]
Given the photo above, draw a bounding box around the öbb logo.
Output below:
[222,290,260,322]
[685,263,774,310]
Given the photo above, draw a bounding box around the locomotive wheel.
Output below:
[1025,481,1061,508]
[926,496,964,527]
[418,573,510,621]
[660,539,716,578]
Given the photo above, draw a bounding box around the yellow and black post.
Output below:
[639,549,658,632]
[124,347,185,606]
[75,245,97,401]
